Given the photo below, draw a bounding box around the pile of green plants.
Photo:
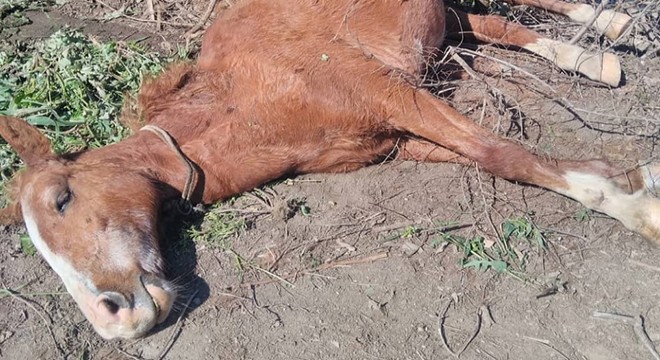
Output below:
[0,28,166,198]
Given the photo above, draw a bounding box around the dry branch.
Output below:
[593,311,660,360]
[569,1,607,45]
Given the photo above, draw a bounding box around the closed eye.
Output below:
[56,189,72,214]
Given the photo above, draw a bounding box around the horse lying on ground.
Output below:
[0,0,656,340]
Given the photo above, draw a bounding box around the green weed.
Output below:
[502,217,546,249]
[439,232,510,273]
[436,216,547,280]
[400,225,420,238]
[290,198,311,216]
[184,206,246,249]
[575,208,592,223]
[19,233,36,256]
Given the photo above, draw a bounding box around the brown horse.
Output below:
[0,0,655,340]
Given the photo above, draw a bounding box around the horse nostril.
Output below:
[97,292,130,316]
[101,298,121,315]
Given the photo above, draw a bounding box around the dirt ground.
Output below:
[1,1,659,359]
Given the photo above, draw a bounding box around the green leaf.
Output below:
[576,208,591,222]
[19,234,37,257]
[463,259,508,273]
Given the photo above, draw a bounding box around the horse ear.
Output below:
[0,116,52,166]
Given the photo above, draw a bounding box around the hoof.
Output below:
[634,196,660,245]
[596,10,633,41]
[625,164,660,244]
[598,52,621,87]
[561,171,660,245]
[567,5,632,41]
[603,192,660,245]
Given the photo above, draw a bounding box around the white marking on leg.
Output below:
[523,38,621,86]
[566,4,597,23]
[562,172,660,242]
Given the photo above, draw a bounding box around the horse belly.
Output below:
[297,136,398,174]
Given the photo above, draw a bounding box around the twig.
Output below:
[157,290,200,360]
[438,299,457,357]
[156,4,162,31]
[4,288,64,357]
[522,336,550,345]
[218,292,252,301]
[569,1,607,45]
[145,0,155,22]
[252,264,295,287]
[372,221,422,233]
[456,308,483,357]
[0,288,68,299]
[628,259,660,273]
[593,311,660,360]
[5,289,52,326]
[96,0,194,27]
[540,227,590,243]
[226,248,295,287]
[450,52,483,81]
[316,252,388,270]
[451,46,557,94]
[214,208,270,215]
[184,0,218,38]
[475,166,506,251]
[523,336,570,360]
[451,45,659,140]
[116,348,143,360]
[241,252,388,287]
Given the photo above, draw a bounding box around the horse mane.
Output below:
[120,62,196,133]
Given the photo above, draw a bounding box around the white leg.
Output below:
[566,4,632,41]
[560,165,660,243]
[524,38,621,86]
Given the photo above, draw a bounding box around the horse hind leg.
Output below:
[503,0,632,40]
[445,7,622,87]
[397,138,470,164]
[360,67,660,242]
[402,139,660,241]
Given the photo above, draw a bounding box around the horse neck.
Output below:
[77,66,235,203]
